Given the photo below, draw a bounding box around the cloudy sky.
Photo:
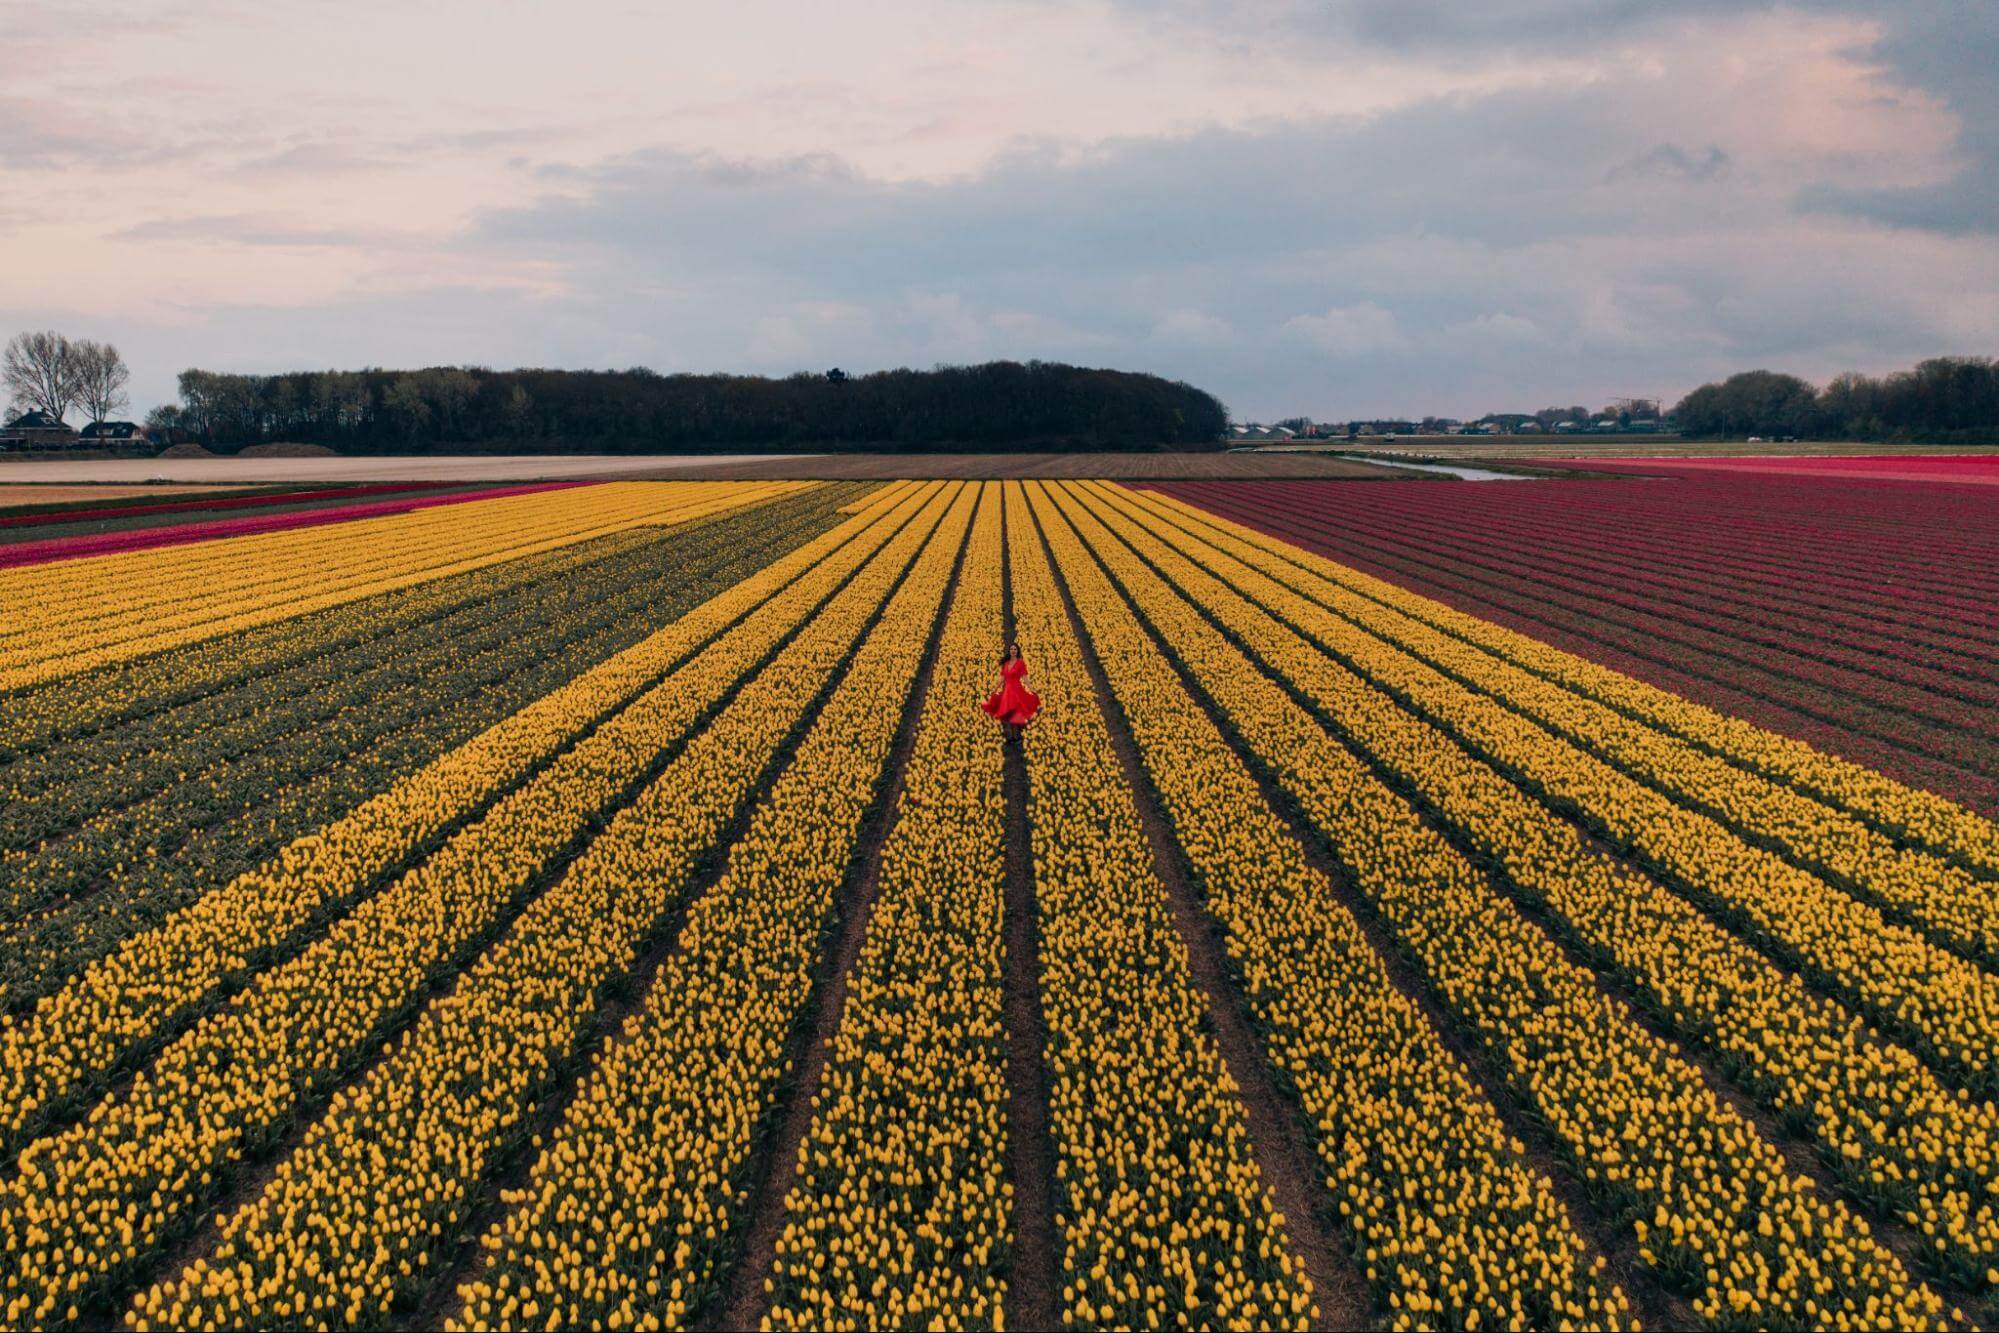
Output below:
[6,0,1996,420]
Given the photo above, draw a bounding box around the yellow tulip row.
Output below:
[10,485,689,674]
[0,482,940,1159]
[128,485,973,1332]
[1043,482,1945,1330]
[841,478,921,514]
[762,487,1012,1331]
[1024,483,1633,1332]
[0,481,804,691]
[443,483,980,1333]
[0,480,785,634]
[0,485,950,1331]
[1134,490,1999,882]
[1117,485,1999,966]
[0,513,670,762]
[1079,482,1999,1285]
[1101,488,1999,1101]
[0,482,869,826]
[0,485,871,1014]
[1002,482,1317,1329]
[0,483,888,766]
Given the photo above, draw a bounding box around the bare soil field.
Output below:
[661,451,1409,479]
[1260,438,1999,461]
[0,484,259,508]
[0,451,1406,484]
[0,454,811,485]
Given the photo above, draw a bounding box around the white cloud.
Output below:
[1152,309,1235,346]
[746,302,877,365]
[1282,303,1411,356]
[1440,312,1547,346]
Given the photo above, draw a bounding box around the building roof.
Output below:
[6,409,68,430]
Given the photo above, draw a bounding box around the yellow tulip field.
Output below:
[3,474,1997,1330]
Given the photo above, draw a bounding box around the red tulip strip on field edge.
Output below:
[0,481,584,568]
[1144,474,1999,817]
[0,482,459,530]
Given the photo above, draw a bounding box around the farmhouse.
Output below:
[0,409,79,448]
[80,420,147,442]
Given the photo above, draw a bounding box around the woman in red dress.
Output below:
[981,640,1040,745]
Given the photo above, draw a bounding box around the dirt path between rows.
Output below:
[997,494,1061,1333]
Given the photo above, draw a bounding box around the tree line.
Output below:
[3,331,131,428]
[152,362,1230,453]
[1673,357,1999,442]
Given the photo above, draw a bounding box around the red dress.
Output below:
[982,656,1041,727]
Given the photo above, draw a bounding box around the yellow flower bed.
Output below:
[1045,481,1942,1331]
[0,485,941,1159]
[1105,487,1999,1102]
[0,485,948,1331]
[0,485,938,1161]
[762,486,1012,1331]
[1028,482,1630,1332]
[0,481,804,690]
[1117,484,1999,964]
[129,485,972,1331]
[1002,481,1316,1330]
[438,483,987,1333]
[1134,488,1999,881]
[1083,479,1999,1287]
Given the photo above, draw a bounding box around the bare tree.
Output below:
[73,340,131,429]
[3,330,80,423]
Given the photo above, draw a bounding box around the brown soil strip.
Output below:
[1070,504,1692,1330]
[1000,739,1060,1331]
[649,452,1414,481]
[702,504,974,1333]
[0,483,271,507]
[998,492,1061,1333]
[1023,493,1374,1328]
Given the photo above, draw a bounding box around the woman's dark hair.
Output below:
[1000,639,1021,664]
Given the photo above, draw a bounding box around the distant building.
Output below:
[1228,423,1296,442]
[80,420,147,442]
[0,410,78,448]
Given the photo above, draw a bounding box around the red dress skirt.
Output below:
[982,656,1041,726]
